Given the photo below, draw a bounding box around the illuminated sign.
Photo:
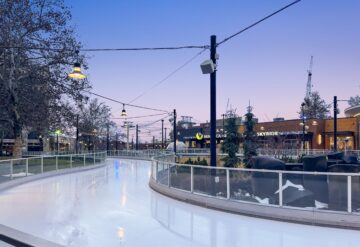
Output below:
[195,132,204,140]
[257,131,304,136]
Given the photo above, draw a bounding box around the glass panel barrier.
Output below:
[279,172,343,210]
[85,153,93,166]
[352,175,360,213]
[237,170,279,205]
[27,157,41,175]
[326,174,348,212]
[72,154,84,167]
[157,162,169,186]
[229,170,254,202]
[95,152,99,163]
[193,167,226,198]
[0,160,12,182]
[12,159,27,178]
[151,161,156,180]
[57,155,71,169]
[43,156,57,172]
[170,164,190,191]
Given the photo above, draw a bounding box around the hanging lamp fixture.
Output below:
[121,104,127,117]
[68,50,86,79]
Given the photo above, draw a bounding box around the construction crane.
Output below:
[306,56,313,99]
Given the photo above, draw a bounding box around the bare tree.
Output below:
[299,91,331,119]
[78,98,114,151]
[348,95,360,107]
[0,0,90,157]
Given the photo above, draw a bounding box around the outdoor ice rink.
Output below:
[0,159,359,247]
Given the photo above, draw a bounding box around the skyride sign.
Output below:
[257,131,304,137]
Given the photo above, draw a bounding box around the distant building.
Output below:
[178,116,360,151]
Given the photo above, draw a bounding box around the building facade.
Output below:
[178,116,360,151]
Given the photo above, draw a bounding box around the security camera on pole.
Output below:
[201,35,217,168]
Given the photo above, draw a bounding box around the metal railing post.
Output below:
[55,156,58,170]
[190,166,194,193]
[10,160,13,179]
[156,161,158,182]
[167,163,170,187]
[41,157,44,173]
[25,159,29,176]
[93,153,96,165]
[70,155,73,168]
[226,169,230,200]
[348,175,352,213]
[150,160,153,178]
[279,172,283,207]
[83,154,86,166]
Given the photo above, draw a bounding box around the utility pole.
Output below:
[126,122,130,150]
[222,113,225,139]
[136,124,139,150]
[115,132,119,151]
[334,96,337,151]
[301,103,305,150]
[173,109,177,153]
[56,134,59,153]
[106,123,110,152]
[161,119,164,149]
[76,114,79,153]
[164,127,167,148]
[210,35,217,168]
[0,130,4,156]
[153,136,155,149]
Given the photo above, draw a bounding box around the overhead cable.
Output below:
[0,45,209,52]
[82,89,170,113]
[217,0,302,46]
[139,115,169,128]
[111,113,168,120]
[128,48,208,104]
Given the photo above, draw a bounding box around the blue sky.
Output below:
[65,0,360,138]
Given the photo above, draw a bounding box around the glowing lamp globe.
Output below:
[68,62,86,79]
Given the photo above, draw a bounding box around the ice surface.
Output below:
[0,159,359,247]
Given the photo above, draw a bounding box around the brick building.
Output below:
[178,116,360,151]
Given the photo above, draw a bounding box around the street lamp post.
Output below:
[173,109,177,153]
[164,127,167,148]
[115,132,119,151]
[344,137,350,154]
[161,119,164,149]
[106,123,110,152]
[136,124,139,150]
[210,35,217,168]
[334,96,338,151]
[301,103,306,150]
[200,36,217,165]
[54,130,62,153]
[332,96,349,151]
[222,113,225,139]
[76,115,79,154]
[56,133,59,153]
[92,129,97,152]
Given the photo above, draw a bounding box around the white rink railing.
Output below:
[252,148,360,159]
[107,150,360,214]
[150,153,360,214]
[0,152,107,183]
[23,150,95,156]
[23,147,360,159]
